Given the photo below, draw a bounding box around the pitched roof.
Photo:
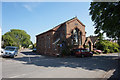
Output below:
[36,17,85,37]
[84,37,94,45]
[89,36,98,43]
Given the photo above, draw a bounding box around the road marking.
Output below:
[9,73,27,78]
[28,52,31,63]
[102,69,115,79]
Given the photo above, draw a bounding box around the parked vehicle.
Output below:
[93,48,102,54]
[32,48,36,52]
[72,48,93,57]
[2,46,18,58]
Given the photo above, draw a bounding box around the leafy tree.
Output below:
[2,29,32,48]
[2,35,14,48]
[98,33,104,42]
[89,2,120,45]
[33,43,36,48]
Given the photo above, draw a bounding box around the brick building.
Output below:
[36,17,93,56]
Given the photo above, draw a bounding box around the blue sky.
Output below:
[2,2,95,43]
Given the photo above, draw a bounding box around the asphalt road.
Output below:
[1,49,119,79]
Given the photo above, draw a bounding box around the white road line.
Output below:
[28,52,31,63]
[9,73,27,78]
[102,69,115,79]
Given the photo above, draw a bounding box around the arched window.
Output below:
[79,32,82,45]
[71,28,82,45]
[71,28,79,45]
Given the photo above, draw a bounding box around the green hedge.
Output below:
[95,40,119,53]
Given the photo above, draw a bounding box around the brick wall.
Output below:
[36,17,93,56]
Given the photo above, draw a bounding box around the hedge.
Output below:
[95,40,119,53]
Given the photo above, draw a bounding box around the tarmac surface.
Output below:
[1,49,119,79]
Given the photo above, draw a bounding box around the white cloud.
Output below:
[23,4,33,12]
[23,3,40,12]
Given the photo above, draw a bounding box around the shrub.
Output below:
[95,41,105,51]
[61,49,67,56]
[114,47,119,52]
[85,45,89,49]
[110,49,114,53]
[96,40,120,53]
[61,46,71,56]
[104,49,110,53]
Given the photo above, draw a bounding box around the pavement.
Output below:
[0,49,119,79]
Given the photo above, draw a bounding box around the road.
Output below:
[1,49,120,79]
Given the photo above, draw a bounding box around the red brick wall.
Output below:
[36,18,93,56]
[66,19,86,48]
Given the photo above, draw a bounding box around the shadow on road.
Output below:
[20,51,38,55]
[108,58,120,80]
[11,51,119,79]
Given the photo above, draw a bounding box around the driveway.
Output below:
[1,49,119,79]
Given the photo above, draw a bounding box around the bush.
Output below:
[95,41,105,51]
[110,49,114,53]
[104,49,110,53]
[85,45,89,48]
[61,46,71,56]
[114,47,119,52]
[96,40,120,53]
[61,49,67,56]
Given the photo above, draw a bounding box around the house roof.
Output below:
[84,37,93,45]
[89,36,98,44]
[36,17,85,37]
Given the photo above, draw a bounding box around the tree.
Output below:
[89,2,120,45]
[2,29,32,48]
[33,43,36,48]
[2,35,14,47]
[98,33,104,42]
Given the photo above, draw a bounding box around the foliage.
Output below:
[89,2,120,45]
[33,43,36,48]
[61,45,72,56]
[95,40,119,53]
[2,29,32,48]
[98,33,104,42]
[29,43,36,49]
[114,47,119,52]
[60,41,73,56]
[2,35,15,47]
[104,49,110,53]
[84,45,89,48]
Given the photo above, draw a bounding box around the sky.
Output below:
[2,2,96,43]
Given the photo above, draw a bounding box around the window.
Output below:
[79,32,82,45]
[72,28,79,45]
[81,49,89,52]
[71,28,82,45]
